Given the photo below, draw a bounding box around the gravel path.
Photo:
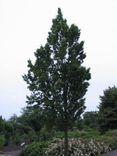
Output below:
[101,150,117,156]
[1,145,117,156]
[1,150,22,156]
[1,150,117,156]
[0,144,22,156]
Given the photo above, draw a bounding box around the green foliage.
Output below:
[83,111,99,129]
[0,113,40,145]
[98,86,117,132]
[54,129,100,140]
[45,138,111,156]
[55,128,117,150]
[105,129,117,137]
[23,8,91,131]
[20,138,111,156]
[0,116,4,133]
[38,128,54,141]
[0,135,5,148]
[19,107,44,132]
[0,109,52,145]
[104,129,117,149]
[23,8,91,155]
[4,114,31,145]
[20,138,110,156]
[0,116,14,145]
[20,142,49,156]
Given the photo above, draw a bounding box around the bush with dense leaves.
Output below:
[104,129,117,150]
[45,138,111,156]
[20,138,111,156]
[0,135,5,148]
[20,141,48,156]
[98,86,117,132]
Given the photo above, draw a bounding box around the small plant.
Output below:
[20,141,49,156]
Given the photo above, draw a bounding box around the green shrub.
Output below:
[89,129,117,150]
[20,141,49,156]
[55,129,100,140]
[105,129,117,137]
[45,138,111,156]
[105,136,117,150]
[0,135,5,148]
[38,128,55,142]
[54,129,116,152]
[20,138,111,156]
[103,129,117,149]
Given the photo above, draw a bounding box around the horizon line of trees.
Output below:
[0,84,117,147]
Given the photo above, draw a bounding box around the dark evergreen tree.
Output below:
[23,8,91,156]
[0,116,4,133]
[98,86,117,132]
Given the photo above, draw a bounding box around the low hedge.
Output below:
[20,138,111,156]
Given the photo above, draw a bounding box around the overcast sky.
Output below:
[0,0,117,119]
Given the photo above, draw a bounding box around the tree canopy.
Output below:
[98,86,117,132]
[83,111,99,129]
[23,8,91,156]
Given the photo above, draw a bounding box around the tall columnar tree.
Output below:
[23,8,91,156]
[98,86,117,133]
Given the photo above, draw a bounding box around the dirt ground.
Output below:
[0,144,22,156]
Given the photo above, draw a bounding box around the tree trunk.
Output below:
[64,127,68,156]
